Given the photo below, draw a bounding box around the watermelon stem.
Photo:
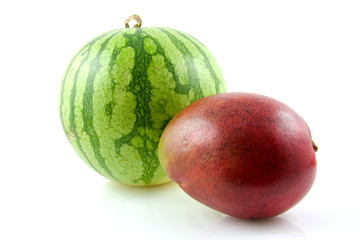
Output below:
[124,14,142,28]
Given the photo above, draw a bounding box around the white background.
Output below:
[1,0,359,239]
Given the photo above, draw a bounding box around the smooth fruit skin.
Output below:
[159,92,316,219]
[59,27,226,186]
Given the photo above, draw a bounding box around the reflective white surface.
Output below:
[1,0,360,239]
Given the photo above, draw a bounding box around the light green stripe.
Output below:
[81,31,121,180]
[93,32,141,183]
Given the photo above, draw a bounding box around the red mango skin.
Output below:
[158,92,317,219]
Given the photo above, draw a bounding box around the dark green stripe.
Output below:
[158,28,204,99]
[114,28,159,185]
[175,31,222,93]
[62,32,115,174]
[81,31,121,180]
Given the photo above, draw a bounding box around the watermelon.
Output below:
[59,19,226,186]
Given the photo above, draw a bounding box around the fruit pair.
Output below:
[60,15,317,219]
